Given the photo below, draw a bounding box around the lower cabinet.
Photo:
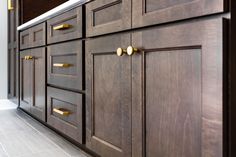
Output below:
[20,47,46,121]
[47,87,83,143]
[86,18,226,157]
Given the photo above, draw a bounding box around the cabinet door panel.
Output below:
[86,34,131,157]
[30,48,46,121]
[20,50,32,112]
[132,18,226,157]
[133,0,226,28]
[86,0,131,37]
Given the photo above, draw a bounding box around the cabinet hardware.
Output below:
[127,46,139,56]
[53,63,72,68]
[53,108,70,116]
[116,48,127,56]
[8,0,14,10]
[24,56,34,60]
[53,24,71,30]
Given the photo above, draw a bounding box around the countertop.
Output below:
[17,0,90,31]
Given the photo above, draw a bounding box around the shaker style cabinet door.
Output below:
[131,18,227,157]
[86,33,132,157]
[20,50,32,112]
[86,0,131,37]
[20,48,46,121]
[132,0,227,28]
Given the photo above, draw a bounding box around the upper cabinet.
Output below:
[86,0,227,37]
[86,0,132,37]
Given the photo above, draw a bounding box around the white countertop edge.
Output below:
[17,0,90,31]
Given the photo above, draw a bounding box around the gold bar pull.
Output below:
[24,56,34,60]
[53,108,70,116]
[53,24,71,30]
[8,0,14,10]
[53,63,71,68]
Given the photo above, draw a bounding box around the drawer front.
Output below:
[47,87,83,143]
[86,0,131,37]
[20,23,46,49]
[132,0,227,28]
[20,29,30,50]
[47,41,83,91]
[47,7,83,44]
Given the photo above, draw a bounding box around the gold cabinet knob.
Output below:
[127,46,139,56]
[116,48,127,56]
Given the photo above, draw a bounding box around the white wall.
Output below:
[0,0,8,99]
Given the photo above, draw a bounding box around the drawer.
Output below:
[20,23,46,49]
[86,0,131,37]
[132,0,227,28]
[47,41,83,91]
[47,7,83,44]
[47,87,83,143]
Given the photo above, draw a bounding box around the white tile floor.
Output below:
[0,100,89,157]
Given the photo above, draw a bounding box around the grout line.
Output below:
[0,142,10,157]
[15,112,72,157]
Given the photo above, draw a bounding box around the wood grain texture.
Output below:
[19,48,46,121]
[47,87,83,144]
[47,40,83,91]
[86,0,131,37]
[20,23,46,50]
[132,0,226,28]
[47,7,83,44]
[86,33,132,157]
[132,18,225,157]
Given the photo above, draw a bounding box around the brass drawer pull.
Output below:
[53,63,72,68]
[24,56,34,60]
[53,108,70,116]
[8,0,14,10]
[53,24,71,30]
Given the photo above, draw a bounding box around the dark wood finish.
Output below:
[47,41,83,91]
[8,0,19,103]
[20,0,67,23]
[47,87,83,143]
[132,18,226,157]
[86,33,132,157]
[20,23,46,50]
[20,48,46,121]
[86,0,131,37]
[132,0,227,28]
[20,50,32,112]
[47,7,83,44]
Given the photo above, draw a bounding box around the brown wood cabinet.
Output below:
[47,7,83,44]
[47,87,83,143]
[20,47,46,121]
[86,33,132,157]
[47,41,83,91]
[86,17,227,157]
[86,0,227,37]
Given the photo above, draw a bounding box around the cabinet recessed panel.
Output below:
[133,0,226,28]
[86,34,131,157]
[86,0,131,37]
[145,49,201,157]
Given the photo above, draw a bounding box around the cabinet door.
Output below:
[86,34,132,157]
[131,18,226,157]
[20,50,32,112]
[132,0,226,28]
[86,0,131,37]
[20,48,46,121]
[30,48,46,121]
